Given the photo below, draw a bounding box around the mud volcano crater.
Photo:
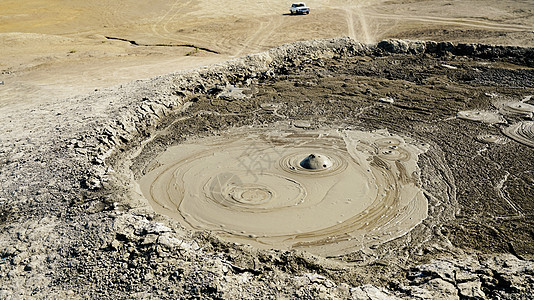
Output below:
[138,126,431,256]
[120,39,533,258]
[90,38,534,297]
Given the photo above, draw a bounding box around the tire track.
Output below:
[98,0,132,34]
[151,0,193,43]
[345,8,357,40]
[151,0,181,38]
[162,0,194,35]
[369,13,533,32]
[344,6,375,44]
[233,16,282,57]
[231,1,280,57]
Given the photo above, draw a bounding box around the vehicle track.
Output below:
[99,0,130,34]
[369,13,533,32]
[151,0,191,42]
[345,8,357,40]
[230,1,285,57]
[232,16,283,57]
[149,0,208,48]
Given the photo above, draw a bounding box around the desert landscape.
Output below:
[1,0,532,108]
[1,0,533,298]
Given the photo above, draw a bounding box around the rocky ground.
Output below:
[0,38,533,299]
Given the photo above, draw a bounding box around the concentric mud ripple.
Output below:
[500,102,534,118]
[476,134,507,144]
[502,121,534,147]
[457,110,505,124]
[494,100,534,119]
[139,126,430,256]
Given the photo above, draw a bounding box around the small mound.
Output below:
[457,110,505,124]
[299,154,332,170]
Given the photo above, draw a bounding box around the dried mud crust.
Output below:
[0,38,533,298]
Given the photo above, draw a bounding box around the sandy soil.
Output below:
[1,0,532,108]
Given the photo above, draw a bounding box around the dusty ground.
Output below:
[1,0,533,108]
[1,0,534,299]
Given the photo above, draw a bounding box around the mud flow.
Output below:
[459,96,534,147]
[495,97,534,147]
[502,121,534,147]
[457,110,505,124]
[139,125,428,256]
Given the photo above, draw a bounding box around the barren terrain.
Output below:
[1,1,534,299]
[1,0,533,107]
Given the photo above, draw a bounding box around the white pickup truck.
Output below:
[290,2,310,14]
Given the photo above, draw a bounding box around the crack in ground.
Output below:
[104,36,220,54]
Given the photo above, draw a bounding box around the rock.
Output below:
[417,260,456,282]
[1,246,18,257]
[379,97,394,103]
[141,234,158,245]
[12,251,28,265]
[421,278,459,300]
[84,176,103,190]
[216,85,251,101]
[484,254,532,275]
[294,275,311,288]
[404,285,433,299]
[157,233,183,250]
[179,240,200,252]
[141,222,172,235]
[110,239,120,250]
[144,272,154,281]
[0,290,12,298]
[406,256,534,299]
[377,39,427,54]
[455,269,479,282]
[441,64,458,70]
[305,273,336,288]
[350,284,400,300]
[23,255,45,272]
[495,273,527,292]
[457,280,486,299]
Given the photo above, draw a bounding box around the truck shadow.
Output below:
[282,13,309,16]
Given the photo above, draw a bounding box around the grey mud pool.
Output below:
[139,125,429,256]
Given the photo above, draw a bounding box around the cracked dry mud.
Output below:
[1,38,534,299]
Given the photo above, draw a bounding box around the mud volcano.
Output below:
[4,38,534,298]
[139,126,428,255]
[103,38,533,298]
